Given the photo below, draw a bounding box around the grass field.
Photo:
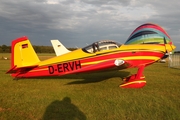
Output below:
[0,53,180,120]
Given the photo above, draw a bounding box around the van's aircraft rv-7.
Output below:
[6,23,176,88]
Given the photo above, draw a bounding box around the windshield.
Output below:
[82,40,121,53]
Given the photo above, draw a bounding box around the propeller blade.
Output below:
[163,37,167,44]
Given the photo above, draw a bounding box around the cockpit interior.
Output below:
[82,40,121,53]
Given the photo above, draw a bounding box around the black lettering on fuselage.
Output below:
[57,64,63,72]
[48,66,54,74]
[63,63,69,72]
[75,60,81,69]
[48,60,81,74]
[69,62,74,70]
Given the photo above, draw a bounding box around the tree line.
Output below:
[0,45,77,53]
[1,44,180,53]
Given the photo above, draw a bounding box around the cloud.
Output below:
[0,0,179,50]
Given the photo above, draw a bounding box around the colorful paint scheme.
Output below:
[6,23,176,88]
[125,23,172,45]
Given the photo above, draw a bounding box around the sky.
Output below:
[0,0,180,50]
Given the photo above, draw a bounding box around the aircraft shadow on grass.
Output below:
[43,97,87,120]
[66,70,130,85]
[37,70,130,85]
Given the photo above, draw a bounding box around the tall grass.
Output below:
[0,53,180,120]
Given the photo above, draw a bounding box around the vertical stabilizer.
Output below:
[51,40,71,56]
[11,36,40,68]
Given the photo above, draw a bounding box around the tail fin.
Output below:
[10,36,40,69]
[50,40,71,56]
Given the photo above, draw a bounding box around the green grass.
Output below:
[0,53,180,120]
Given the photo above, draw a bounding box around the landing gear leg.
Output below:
[120,65,146,88]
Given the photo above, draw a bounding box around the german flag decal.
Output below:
[22,43,28,49]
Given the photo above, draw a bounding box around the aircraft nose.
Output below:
[171,44,176,51]
[165,43,176,53]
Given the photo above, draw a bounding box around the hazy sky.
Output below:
[0,0,180,50]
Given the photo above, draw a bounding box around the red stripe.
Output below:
[80,51,164,64]
[11,36,28,67]
[130,23,171,39]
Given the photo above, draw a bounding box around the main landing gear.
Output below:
[120,65,146,88]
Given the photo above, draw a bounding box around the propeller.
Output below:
[162,37,172,64]
[161,37,169,59]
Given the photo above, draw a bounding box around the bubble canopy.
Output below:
[82,40,121,53]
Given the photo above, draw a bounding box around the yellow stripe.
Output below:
[122,56,160,61]
[120,80,146,87]
[120,44,165,52]
[81,56,160,66]
[81,60,109,66]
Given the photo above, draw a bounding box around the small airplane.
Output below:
[6,23,176,88]
[50,40,71,56]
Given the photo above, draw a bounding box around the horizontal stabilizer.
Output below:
[51,40,71,56]
[6,65,38,74]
